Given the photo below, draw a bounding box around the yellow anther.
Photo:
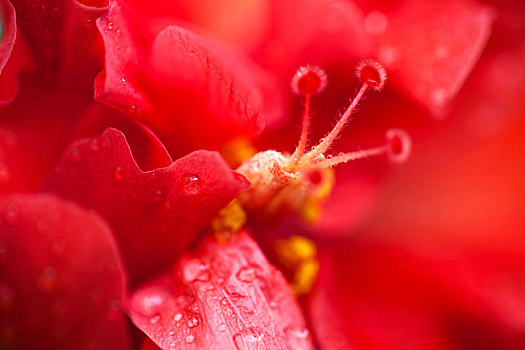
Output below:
[211,199,247,242]
[221,137,257,168]
[298,198,321,224]
[274,235,319,295]
[292,259,319,295]
[315,168,335,200]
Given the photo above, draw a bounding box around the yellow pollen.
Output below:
[211,199,247,242]
[221,137,257,168]
[274,235,319,295]
[299,198,321,224]
[292,259,319,295]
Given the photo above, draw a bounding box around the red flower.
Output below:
[1,0,524,349]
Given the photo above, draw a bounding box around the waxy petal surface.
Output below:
[0,193,130,349]
[128,231,314,350]
[374,0,494,115]
[45,128,249,285]
[96,1,282,157]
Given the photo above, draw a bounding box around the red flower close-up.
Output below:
[1,0,525,349]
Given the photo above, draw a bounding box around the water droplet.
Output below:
[186,334,195,343]
[120,77,126,84]
[236,265,261,283]
[89,138,100,151]
[285,325,310,338]
[3,202,20,226]
[233,327,265,349]
[107,22,113,30]
[0,162,10,183]
[129,287,168,318]
[217,324,227,332]
[173,312,183,322]
[150,314,161,324]
[187,315,200,328]
[168,330,175,336]
[36,266,58,293]
[113,166,123,181]
[152,190,164,203]
[83,18,93,27]
[183,259,210,283]
[183,174,201,195]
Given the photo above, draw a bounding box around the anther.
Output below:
[386,128,411,163]
[356,59,387,91]
[290,66,328,164]
[291,65,327,96]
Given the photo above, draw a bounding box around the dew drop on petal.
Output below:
[113,166,123,182]
[151,190,164,203]
[183,174,201,195]
[186,334,195,343]
[187,315,200,328]
[149,313,161,324]
[173,312,183,322]
[217,324,227,333]
[130,288,168,318]
[236,265,261,283]
[183,259,210,283]
[285,325,311,347]
[233,327,265,350]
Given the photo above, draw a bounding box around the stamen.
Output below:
[306,83,369,160]
[300,59,387,163]
[386,128,412,163]
[290,66,328,163]
[315,128,412,168]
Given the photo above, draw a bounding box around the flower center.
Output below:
[236,59,411,219]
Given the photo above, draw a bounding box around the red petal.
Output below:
[128,231,314,350]
[374,0,494,115]
[308,238,525,349]
[253,0,371,77]
[95,1,282,157]
[0,87,90,195]
[0,193,130,349]
[45,128,249,285]
[9,0,107,87]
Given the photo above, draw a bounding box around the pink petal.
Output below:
[96,1,282,157]
[0,193,130,349]
[374,0,494,115]
[128,231,314,350]
[45,128,249,285]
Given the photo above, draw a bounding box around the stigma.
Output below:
[236,59,411,219]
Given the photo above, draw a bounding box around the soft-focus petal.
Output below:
[96,1,282,157]
[0,87,89,194]
[0,193,130,349]
[128,231,314,350]
[45,128,249,285]
[10,0,107,87]
[308,233,525,349]
[373,0,494,115]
